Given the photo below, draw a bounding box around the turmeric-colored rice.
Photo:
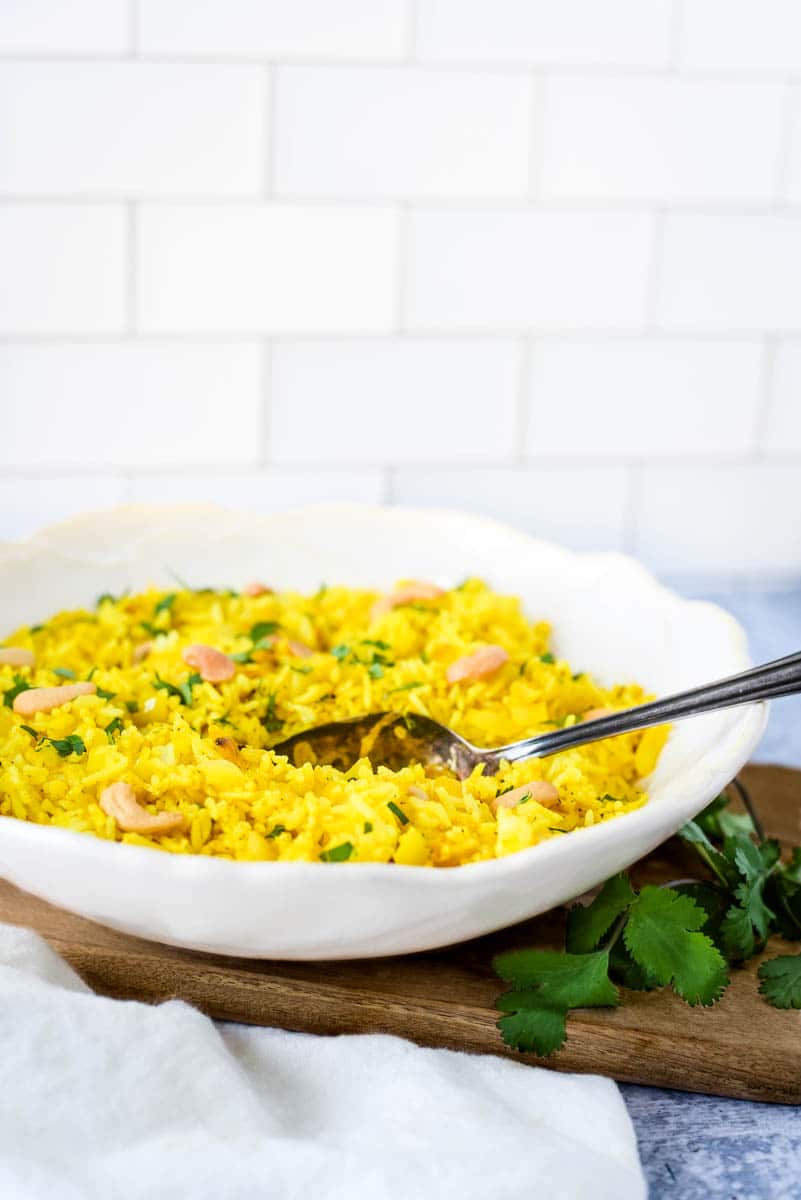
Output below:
[0,580,667,866]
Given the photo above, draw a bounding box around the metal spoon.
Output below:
[271,649,801,779]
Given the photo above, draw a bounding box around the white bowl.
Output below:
[0,505,765,959]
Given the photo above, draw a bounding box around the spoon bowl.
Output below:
[273,649,801,778]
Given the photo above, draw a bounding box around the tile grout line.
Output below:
[774,81,799,202]
[263,65,276,198]
[259,341,272,465]
[128,0,139,58]
[2,330,801,345]
[3,196,801,215]
[751,337,777,460]
[393,206,411,333]
[624,462,642,556]
[668,0,685,73]
[125,201,137,333]
[643,210,666,331]
[3,452,801,480]
[404,0,419,62]
[514,339,532,460]
[527,72,545,199]
[0,51,799,83]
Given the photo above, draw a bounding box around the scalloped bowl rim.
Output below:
[0,504,767,958]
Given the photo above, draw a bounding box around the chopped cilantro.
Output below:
[39,734,86,759]
[361,639,392,651]
[3,676,32,708]
[261,693,283,734]
[104,717,124,744]
[387,681,423,694]
[153,672,202,706]
[153,592,177,617]
[539,652,555,664]
[387,801,409,826]
[266,824,287,839]
[95,593,119,607]
[232,622,281,663]
[331,643,350,661]
[125,700,139,714]
[52,667,76,680]
[368,662,385,680]
[320,841,354,863]
[250,621,279,644]
[364,822,373,833]
[291,665,313,675]
[19,725,38,740]
[29,624,45,634]
[516,792,532,806]
[96,687,116,701]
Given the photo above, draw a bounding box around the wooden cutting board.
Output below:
[1,763,799,1104]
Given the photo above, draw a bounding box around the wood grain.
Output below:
[1,763,799,1103]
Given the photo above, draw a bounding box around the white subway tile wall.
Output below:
[2,0,800,580]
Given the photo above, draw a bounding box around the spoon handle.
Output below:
[495,649,801,764]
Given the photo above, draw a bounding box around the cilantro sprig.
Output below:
[330,639,395,679]
[230,622,281,664]
[494,784,801,1055]
[152,672,202,707]
[20,728,87,758]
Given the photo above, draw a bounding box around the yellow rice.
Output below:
[0,580,667,866]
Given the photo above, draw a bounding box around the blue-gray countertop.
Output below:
[623,583,801,1199]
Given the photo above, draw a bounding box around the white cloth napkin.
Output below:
[0,924,645,1200]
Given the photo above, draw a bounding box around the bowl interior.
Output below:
[0,504,764,958]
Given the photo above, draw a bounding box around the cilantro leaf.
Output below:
[153,592,177,616]
[96,687,116,701]
[566,873,636,954]
[266,824,286,839]
[387,681,423,694]
[153,672,201,707]
[608,938,660,991]
[260,692,283,734]
[539,652,555,664]
[40,734,86,759]
[387,801,409,825]
[330,644,350,661]
[52,667,76,680]
[104,717,124,744]
[729,835,777,943]
[3,675,31,708]
[679,819,739,889]
[624,886,729,1006]
[494,948,618,1056]
[720,903,755,962]
[249,621,279,647]
[758,954,801,1009]
[696,792,757,840]
[320,841,354,863]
